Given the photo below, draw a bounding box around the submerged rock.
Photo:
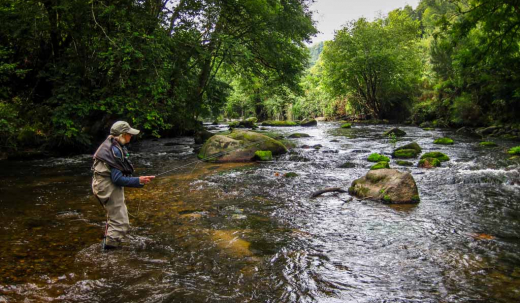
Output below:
[288,133,310,138]
[396,160,414,166]
[479,141,497,147]
[383,128,406,137]
[284,172,298,178]
[198,130,287,162]
[339,161,356,168]
[348,169,420,204]
[300,118,318,127]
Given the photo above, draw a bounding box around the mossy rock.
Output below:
[300,118,318,127]
[341,123,352,128]
[396,160,414,166]
[421,152,450,162]
[479,141,497,147]
[229,120,257,129]
[284,172,298,178]
[393,149,419,159]
[261,120,298,127]
[254,150,272,161]
[367,153,390,162]
[433,137,454,145]
[288,133,310,138]
[194,129,215,144]
[508,146,520,155]
[339,161,356,168]
[383,128,406,137]
[418,157,441,168]
[245,117,258,123]
[394,142,422,154]
[370,161,390,170]
[198,130,287,162]
[349,169,419,204]
[422,127,435,131]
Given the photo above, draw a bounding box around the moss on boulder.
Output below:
[288,133,310,138]
[479,141,497,147]
[198,130,287,162]
[300,118,318,127]
[421,152,449,162]
[341,123,352,128]
[261,120,298,127]
[434,137,454,145]
[393,149,419,159]
[370,161,390,170]
[284,172,298,178]
[383,128,406,137]
[394,142,422,154]
[418,157,441,168]
[396,160,414,166]
[367,153,390,162]
[508,146,520,155]
[348,169,419,204]
[254,150,272,161]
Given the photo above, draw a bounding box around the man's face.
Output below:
[123,133,133,144]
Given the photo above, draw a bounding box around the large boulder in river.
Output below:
[348,169,420,204]
[300,118,317,127]
[198,130,287,162]
[194,129,215,144]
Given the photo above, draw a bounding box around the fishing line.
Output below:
[153,126,312,177]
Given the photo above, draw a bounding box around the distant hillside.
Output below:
[308,41,324,68]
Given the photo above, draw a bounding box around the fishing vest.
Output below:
[93,136,135,176]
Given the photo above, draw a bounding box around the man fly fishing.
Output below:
[91,121,155,250]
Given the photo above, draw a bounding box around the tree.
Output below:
[321,9,423,119]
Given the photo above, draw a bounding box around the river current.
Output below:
[1,122,519,302]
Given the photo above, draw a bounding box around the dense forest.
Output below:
[1,0,519,154]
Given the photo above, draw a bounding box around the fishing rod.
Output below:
[154,126,312,178]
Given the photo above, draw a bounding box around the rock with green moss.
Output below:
[300,118,318,127]
[433,137,454,145]
[288,133,310,138]
[418,157,441,168]
[245,117,258,123]
[194,129,215,144]
[396,160,414,166]
[261,120,298,127]
[479,141,497,147]
[341,123,352,128]
[198,130,287,162]
[393,149,419,159]
[367,153,390,162]
[284,172,298,178]
[394,142,422,154]
[348,169,419,204]
[254,150,272,161]
[383,128,406,137]
[420,152,450,162]
[370,161,390,170]
[508,146,520,155]
[422,127,435,131]
[229,119,257,129]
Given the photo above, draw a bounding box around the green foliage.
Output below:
[367,153,390,163]
[321,9,423,119]
[308,42,324,68]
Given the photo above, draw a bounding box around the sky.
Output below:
[308,0,421,45]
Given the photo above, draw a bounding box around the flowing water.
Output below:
[1,122,520,302]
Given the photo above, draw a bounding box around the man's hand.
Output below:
[139,176,155,185]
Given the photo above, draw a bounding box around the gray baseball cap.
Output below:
[110,121,140,136]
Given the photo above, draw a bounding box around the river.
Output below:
[1,122,519,302]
